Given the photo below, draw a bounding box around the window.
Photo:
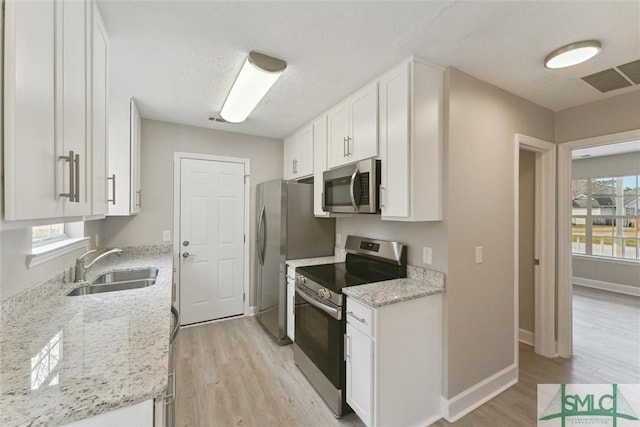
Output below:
[571,175,640,261]
[32,224,66,247]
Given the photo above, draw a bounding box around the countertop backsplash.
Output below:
[0,244,173,326]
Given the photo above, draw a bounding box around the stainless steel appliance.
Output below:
[256,180,335,345]
[293,236,407,417]
[322,159,381,214]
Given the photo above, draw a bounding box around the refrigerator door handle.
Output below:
[257,205,266,265]
[260,208,267,265]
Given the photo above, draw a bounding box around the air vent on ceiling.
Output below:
[581,59,640,93]
[617,59,640,84]
[208,116,228,123]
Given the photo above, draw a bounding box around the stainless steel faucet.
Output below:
[74,248,123,282]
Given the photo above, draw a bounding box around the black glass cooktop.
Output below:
[296,254,406,293]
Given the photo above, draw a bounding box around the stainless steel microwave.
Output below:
[322,159,381,214]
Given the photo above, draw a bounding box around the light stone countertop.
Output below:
[343,277,445,308]
[0,252,173,427]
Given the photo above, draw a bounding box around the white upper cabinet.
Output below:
[108,92,142,216]
[327,81,378,169]
[312,116,330,217]
[91,4,109,216]
[283,125,313,180]
[4,0,96,221]
[379,58,443,221]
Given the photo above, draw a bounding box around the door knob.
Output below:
[182,252,194,258]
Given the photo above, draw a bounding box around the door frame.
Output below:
[556,128,640,357]
[173,152,251,319]
[514,134,557,360]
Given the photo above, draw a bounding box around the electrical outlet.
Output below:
[475,246,483,264]
[423,247,432,265]
[163,230,171,242]
[336,233,342,245]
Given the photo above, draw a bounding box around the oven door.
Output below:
[294,284,343,388]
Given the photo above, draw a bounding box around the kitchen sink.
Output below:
[67,279,157,296]
[66,268,159,296]
[92,267,158,284]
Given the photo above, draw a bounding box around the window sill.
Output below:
[572,254,640,267]
[28,237,91,269]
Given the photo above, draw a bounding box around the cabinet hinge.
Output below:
[243,293,246,302]
[244,234,246,243]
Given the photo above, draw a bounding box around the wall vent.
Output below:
[581,59,640,93]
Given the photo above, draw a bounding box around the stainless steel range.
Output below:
[293,236,407,417]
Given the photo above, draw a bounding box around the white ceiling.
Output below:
[97,0,640,139]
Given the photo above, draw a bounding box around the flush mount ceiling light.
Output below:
[544,40,601,69]
[219,51,287,123]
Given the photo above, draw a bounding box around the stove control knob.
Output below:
[319,288,331,300]
[296,275,306,286]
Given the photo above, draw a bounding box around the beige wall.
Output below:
[444,68,554,397]
[555,91,640,143]
[519,150,535,334]
[102,119,283,304]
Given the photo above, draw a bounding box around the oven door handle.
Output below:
[295,286,342,320]
[349,167,359,212]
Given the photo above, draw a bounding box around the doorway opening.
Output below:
[514,134,556,361]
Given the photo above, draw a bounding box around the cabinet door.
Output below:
[380,63,410,218]
[295,126,313,178]
[130,100,142,214]
[283,135,296,180]
[3,0,63,220]
[346,323,373,426]
[326,101,350,169]
[349,81,378,163]
[91,7,109,216]
[61,0,91,217]
[313,116,330,217]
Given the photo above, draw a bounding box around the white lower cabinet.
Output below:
[286,266,296,341]
[61,399,154,427]
[345,294,443,427]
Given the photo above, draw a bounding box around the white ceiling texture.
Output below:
[97,0,640,139]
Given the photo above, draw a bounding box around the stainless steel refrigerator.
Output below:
[255,180,335,344]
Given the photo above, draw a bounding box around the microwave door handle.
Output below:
[349,168,359,212]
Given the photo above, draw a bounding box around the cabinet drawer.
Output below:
[346,298,374,337]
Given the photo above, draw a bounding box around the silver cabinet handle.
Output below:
[346,136,352,156]
[343,137,347,157]
[59,150,75,200]
[345,334,351,361]
[347,311,366,323]
[107,174,116,204]
[74,153,80,202]
[380,186,386,208]
[136,190,142,208]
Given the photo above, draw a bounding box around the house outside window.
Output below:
[32,224,66,247]
[571,175,640,261]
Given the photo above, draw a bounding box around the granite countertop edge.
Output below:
[0,252,173,427]
[343,278,445,308]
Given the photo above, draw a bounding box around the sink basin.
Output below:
[92,268,159,284]
[67,279,156,296]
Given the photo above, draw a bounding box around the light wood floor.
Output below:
[174,286,639,427]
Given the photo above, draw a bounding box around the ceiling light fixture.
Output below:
[544,40,601,69]
[220,51,287,123]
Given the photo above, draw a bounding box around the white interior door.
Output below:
[179,158,245,325]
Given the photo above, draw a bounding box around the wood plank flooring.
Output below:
[174,286,639,427]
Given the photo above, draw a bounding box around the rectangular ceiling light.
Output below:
[220,51,287,123]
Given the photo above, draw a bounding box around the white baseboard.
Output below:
[573,277,640,297]
[441,364,518,423]
[247,306,257,316]
[519,329,534,346]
